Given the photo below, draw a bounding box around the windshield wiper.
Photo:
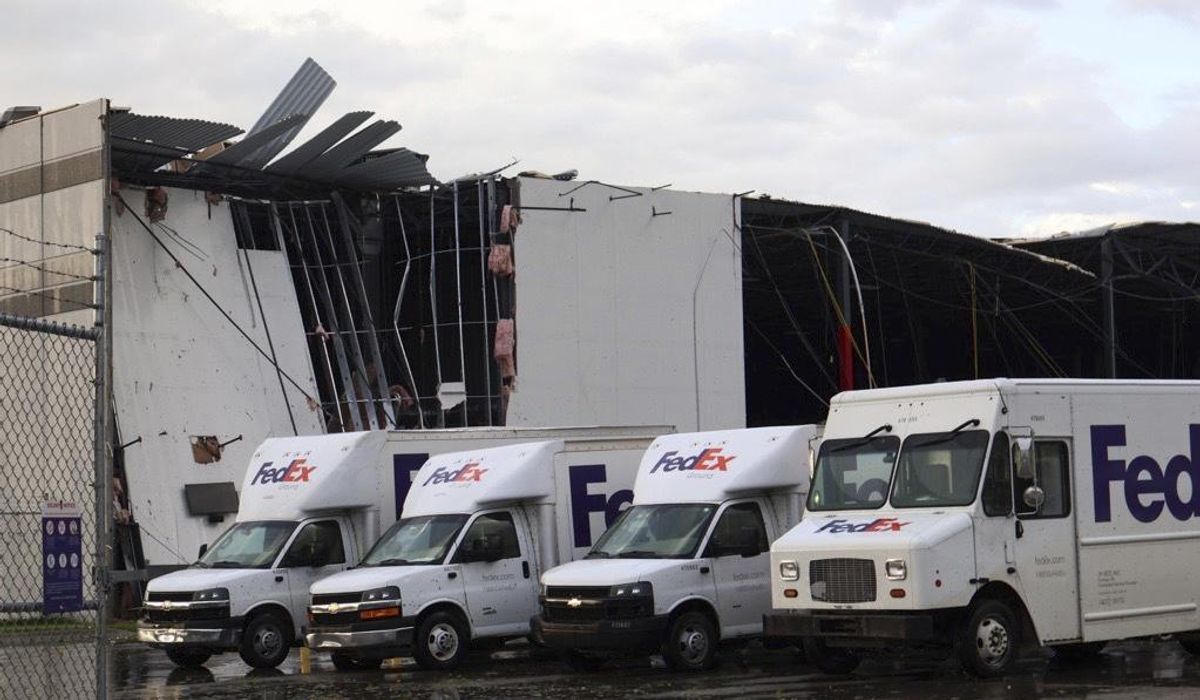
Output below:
[616,550,664,559]
[909,418,981,448]
[372,558,411,566]
[584,551,612,559]
[208,560,245,569]
[831,423,893,453]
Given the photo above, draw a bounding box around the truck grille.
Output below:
[312,592,364,606]
[147,592,193,602]
[145,605,230,623]
[541,586,651,623]
[810,558,876,603]
[545,586,609,599]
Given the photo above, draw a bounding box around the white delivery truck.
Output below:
[306,433,656,670]
[532,425,820,671]
[138,426,662,669]
[765,379,1200,677]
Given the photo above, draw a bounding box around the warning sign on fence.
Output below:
[42,500,83,613]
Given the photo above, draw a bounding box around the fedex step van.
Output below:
[138,426,662,669]
[765,379,1200,677]
[533,425,820,672]
[306,434,656,671]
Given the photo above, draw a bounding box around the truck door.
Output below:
[704,501,771,637]
[279,519,351,635]
[974,432,1016,582]
[1011,439,1080,642]
[454,510,538,636]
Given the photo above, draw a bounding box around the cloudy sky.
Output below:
[2,0,1196,237]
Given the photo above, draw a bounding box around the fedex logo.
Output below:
[650,448,735,474]
[815,518,910,533]
[423,461,488,486]
[1092,425,1200,523]
[251,458,317,485]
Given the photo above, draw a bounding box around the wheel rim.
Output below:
[975,616,1011,666]
[676,623,709,664]
[254,623,283,658]
[427,622,460,662]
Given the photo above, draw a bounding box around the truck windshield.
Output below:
[587,504,716,560]
[360,514,468,567]
[890,430,990,508]
[196,520,297,569]
[807,436,900,511]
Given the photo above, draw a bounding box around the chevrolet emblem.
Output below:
[567,597,582,608]
[163,601,173,610]
[329,603,340,613]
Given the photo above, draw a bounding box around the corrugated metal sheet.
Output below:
[108,113,243,152]
[304,120,402,178]
[266,111,373,175]
[238,58,336,170]
[203,114,309,167]
[335,148,437,189]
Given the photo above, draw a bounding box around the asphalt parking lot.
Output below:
[110,638,1200,699]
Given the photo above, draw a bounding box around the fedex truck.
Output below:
[533,426,820,671]
[306,434,656,670]
[765,379,1200,677]
[137,426,663,669]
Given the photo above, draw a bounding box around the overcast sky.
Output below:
[2,0,1197,237]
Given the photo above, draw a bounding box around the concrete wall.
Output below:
[507,178,746,433]
[110,188,324,566]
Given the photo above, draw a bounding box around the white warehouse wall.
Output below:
[110,188,324,567]
[507,178,745,432]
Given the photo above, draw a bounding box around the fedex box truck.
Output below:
[138,426,664,669]
[534,425,820,671]
[765,379,1200,677]
[306,434,656,670]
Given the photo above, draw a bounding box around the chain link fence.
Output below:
[0,250,110,698]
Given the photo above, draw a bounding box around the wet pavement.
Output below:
[111,640,1200,699]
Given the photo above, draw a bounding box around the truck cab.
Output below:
[307,436,650,671]
[534,426,819,671]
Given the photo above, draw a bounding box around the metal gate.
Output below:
[0,235,111,699]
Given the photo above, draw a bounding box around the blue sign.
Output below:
[42,501,83,614]
[393,453,430,516]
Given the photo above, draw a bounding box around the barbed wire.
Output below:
[0,255,97,282]
[0,283,97,310]
[0,226,98,254]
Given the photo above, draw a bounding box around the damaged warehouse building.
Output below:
[2,59,1198,595]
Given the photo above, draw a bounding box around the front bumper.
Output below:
[137,617,244,649]
[306,619,416,654]
[532,614,669,652]
[764,609,940,642]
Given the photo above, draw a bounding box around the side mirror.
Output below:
[198,543,208,559]
[1013,437,1035,480]
[1023,485,1046,511]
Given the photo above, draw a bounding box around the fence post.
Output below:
[93,231,112,699]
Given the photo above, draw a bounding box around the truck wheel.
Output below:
[165,648,212,668]
[957,599,1020,677]
[238,611,293,669]
[662,611,717,671]
[802,638,861,674]
[414,611,468,670]
[331,652,384,671]
[563,649,607,672]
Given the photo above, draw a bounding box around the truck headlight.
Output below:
[779,561,800,581]
[885,559,907,581]
[193,588,229,601]
[362,586,401,603]
[610,582,653,598]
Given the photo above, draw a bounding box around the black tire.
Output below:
[1055,641,1105,663]
[802,637,861,675]
[563,649,607,672]
[331,652,384,671]
[238,611,293,669]
[413,611,469,670]
[165,647,211,668]
[957,599,1020,677]
[661,611,717,672]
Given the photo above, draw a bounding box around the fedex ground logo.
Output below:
[251,458,316,485]
[1093,424,1200,523]
[815,518,910,533]
[650,448,735,474]
[423,461,488,486]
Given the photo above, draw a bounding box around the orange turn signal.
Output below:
[783,589,798,598]
[889,588,906,599]
[360,606,401,621]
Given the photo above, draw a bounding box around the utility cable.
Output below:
[800,228,875,385]
[117,193,320,407]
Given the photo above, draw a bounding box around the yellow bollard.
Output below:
[299,646,311,674]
